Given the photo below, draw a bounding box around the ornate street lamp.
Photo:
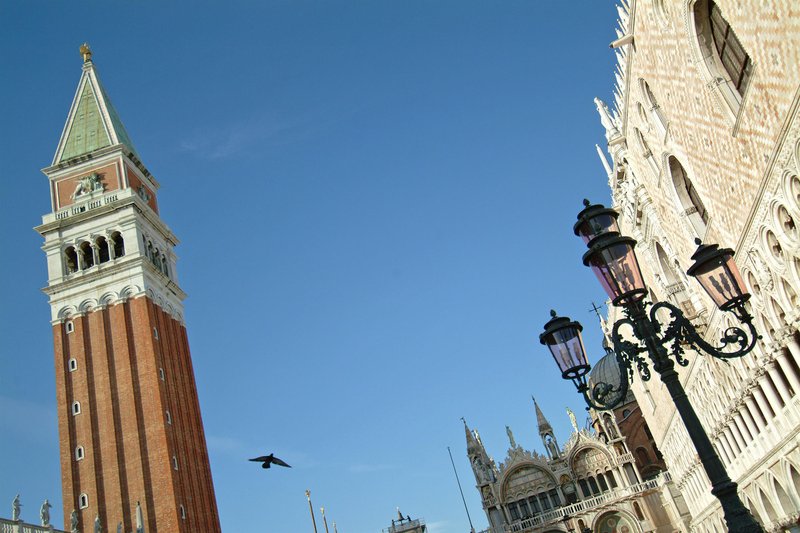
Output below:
[540,200,763,533]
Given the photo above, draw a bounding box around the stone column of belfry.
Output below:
[35,44,221,533]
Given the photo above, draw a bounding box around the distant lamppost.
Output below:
[539,200,764,533]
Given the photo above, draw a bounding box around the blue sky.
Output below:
[0,2,620,532]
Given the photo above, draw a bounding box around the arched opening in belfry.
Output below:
[65,246,78,273]
[96,236,110,263]
[80,241,94,269]
[111,231,125,257]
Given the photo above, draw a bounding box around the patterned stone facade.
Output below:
[596,1,800,531]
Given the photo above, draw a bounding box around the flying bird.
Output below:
[249,453,291,469]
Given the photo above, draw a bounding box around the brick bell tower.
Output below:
[35,44,221,533]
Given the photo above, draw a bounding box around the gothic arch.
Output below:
[499,462,558,502]
[760,226,786,267]
[666,155,708,238]
[592,509,641,533]
[568,442,615,468]
[771,201,799,246]
[686,0,753,123]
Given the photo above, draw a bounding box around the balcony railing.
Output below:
[0,519,67,533]
[44,187,133,224]
[473,472,671,533]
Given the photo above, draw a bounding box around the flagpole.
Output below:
[321,507,331,533]
[305,490,318,533]
[447,445,475,533]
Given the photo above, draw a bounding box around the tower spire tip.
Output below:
[80,43,92,63]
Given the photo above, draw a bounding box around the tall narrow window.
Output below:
[64,246,79,274]
[669,156,708,236]
[96,236,110,263]
[692,0,753,117]
[72,401,81,415]
[709,2,752,93]
[79,494,88,509]
[75,446,85,460]
[68,358,78,372]
[642,81,667,132]
[79,241,94,269]
[111,231,125,258]
[66,320,75,334]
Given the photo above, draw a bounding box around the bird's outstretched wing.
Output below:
[249,456,269,462]
[271,456,292,468]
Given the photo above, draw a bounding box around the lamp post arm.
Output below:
[649,301,759,360]
[611,313,653,381]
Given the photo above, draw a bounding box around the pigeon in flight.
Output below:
[249,453,291,469]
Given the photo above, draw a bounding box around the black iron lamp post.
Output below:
[539,200,763,533]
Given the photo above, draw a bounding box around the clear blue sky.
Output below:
[0,2,619,532]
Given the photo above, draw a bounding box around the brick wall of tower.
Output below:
[52,296,221,533]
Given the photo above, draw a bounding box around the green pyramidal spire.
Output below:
[54,44,139,164]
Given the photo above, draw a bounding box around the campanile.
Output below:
[35,45,222,533]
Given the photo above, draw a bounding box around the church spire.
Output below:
[533,397,561,460]
[532,396,552,434]
[52,44,140,165]
[463,418,482,454]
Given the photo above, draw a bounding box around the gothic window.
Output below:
[79,494,88,509]
[68,358,77,372]
[527,496,541,515]
[65,246,79,274]
[578,479,591,497]
[668,156,708,236]
[692,0,752,117]
[111,231,125,258]
[776,205,797,241]
[789,174,800,209]
[765,230,783,262]
[96,236,110,263]
[708,2,752,93]
[517,499,530,518]
[80,241,94,269]
[539,492,552,511]
[641,80,667,132]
